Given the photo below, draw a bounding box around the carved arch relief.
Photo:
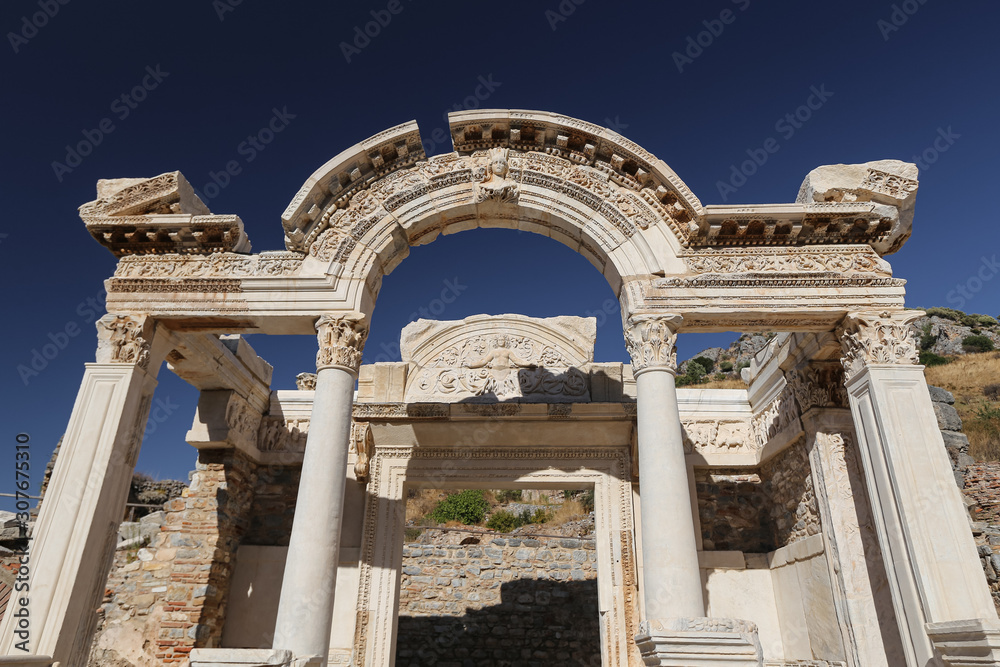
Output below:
[91,109,916,332]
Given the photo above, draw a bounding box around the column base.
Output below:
[635,617,763,666]
[926,619,1000,666]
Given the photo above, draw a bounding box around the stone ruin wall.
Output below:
[696,438,820,554]
[396,532,601,667]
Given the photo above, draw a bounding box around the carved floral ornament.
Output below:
[315,312,368,373]
[96,314,152,368]
[838,310,923,381]
[623,314,682,374]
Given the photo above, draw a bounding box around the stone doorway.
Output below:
[394,487,601,666]
[353,448,638,666]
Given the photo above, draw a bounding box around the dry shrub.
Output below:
[549,499,586,526]
[985,383,1000,401]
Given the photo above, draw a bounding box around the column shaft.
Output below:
[273,312,367,666]
[273,367,355,661]
[635,368,705,620]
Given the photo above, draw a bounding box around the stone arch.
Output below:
[280,110,702,315]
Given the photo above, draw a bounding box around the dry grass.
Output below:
[692,379,747,390]
[405,488,448,523]
[924,351,1000,460]
[549,499,586,525]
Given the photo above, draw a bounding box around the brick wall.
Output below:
[89,449,257,666]
[395,532,601,666]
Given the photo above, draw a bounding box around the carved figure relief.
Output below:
[410,334,587,402]
[257,417,309,453]
[98,314,151,368]
[475,147,519,204]
[681,420,755,454]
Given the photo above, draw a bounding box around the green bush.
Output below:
[404,527,423,542]
[924,308,999,329]
[963,335,996,354]
[486,510,518,532]
[719,360,734,372]
[919,351,950,367]
[531,508,550,524]
[691,356,715,373]
[429,490,490,525]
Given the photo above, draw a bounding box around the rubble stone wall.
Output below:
[395,533,601,666]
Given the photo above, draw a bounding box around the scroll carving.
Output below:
[97,314,152,368]
[838,310,922,381]
[316,313,368,373]
[295,372,317,390]
[352,421,374,483]
[623,314,682,374]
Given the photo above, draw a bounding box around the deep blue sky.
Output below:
[3,0,999,504]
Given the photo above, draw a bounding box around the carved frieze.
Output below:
[681,420,755,454]
[623,314,682,374]
[315,313,368,373]
[861,168,919,200]
[114,252,303,279]
[786,362,849,412]
[96,314,152,368]
[838,310,923,381]
[750,385,800,450]
[682,246,892,276]
[257,416,309,453]
[224,393,263,453]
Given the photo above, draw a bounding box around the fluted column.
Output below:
[839,310,1000,666]
[273,313,367,666]
[0,315,159,666]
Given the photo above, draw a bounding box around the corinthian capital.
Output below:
[624,314,683,375]
[838,310,923,381]
[96,313,153,368]
[316,312,368,373]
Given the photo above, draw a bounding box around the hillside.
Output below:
[679,308,1000,460]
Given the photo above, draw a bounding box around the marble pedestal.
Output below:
[635,618,763,666]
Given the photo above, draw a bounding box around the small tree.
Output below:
[919,351,950,367]
[691,356,715,373]
[719,360,734,372]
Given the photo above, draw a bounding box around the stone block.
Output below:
[928,386,956,404]
[934,402,963,431]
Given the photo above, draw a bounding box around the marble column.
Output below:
[273,313,367,667]
[839,311,1000,667]
[625,314,762,666]
[0,315,160,667]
